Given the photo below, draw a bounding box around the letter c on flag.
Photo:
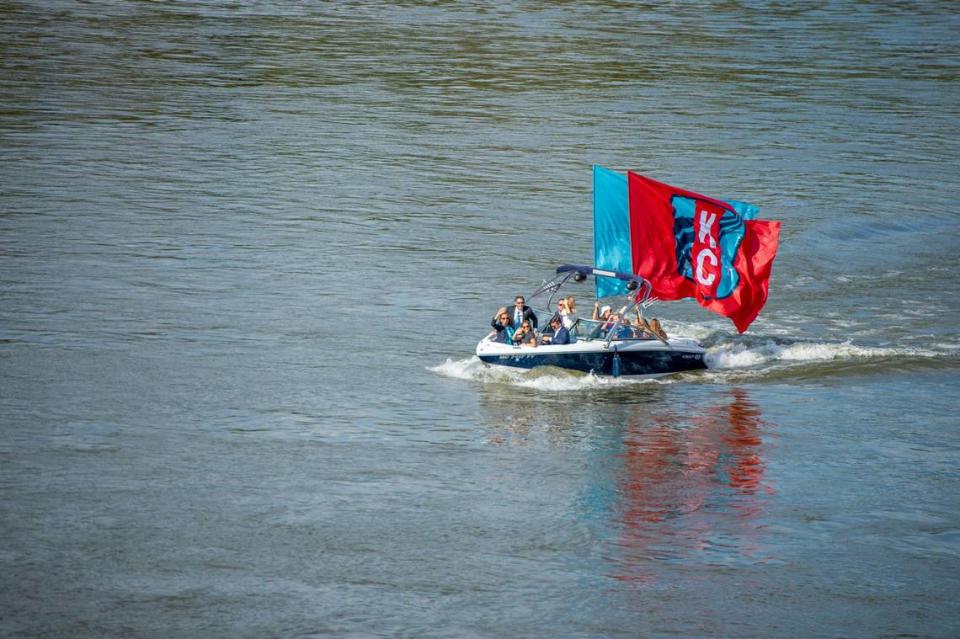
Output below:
[696,249,718,286]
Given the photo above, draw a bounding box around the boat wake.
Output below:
[700,337,945,383]
[431,331,951,390]
[705,338,927,370]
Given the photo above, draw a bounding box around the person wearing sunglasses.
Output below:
[512,320,537,347]
[556,296,577,330]
[506,295,538,330]
[488,307,516,344]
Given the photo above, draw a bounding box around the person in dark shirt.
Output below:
[507,295,538,330]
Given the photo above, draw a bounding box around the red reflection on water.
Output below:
[611,388,770,582]
[724,388,766,494]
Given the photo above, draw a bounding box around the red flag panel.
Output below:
[627,171,780,333]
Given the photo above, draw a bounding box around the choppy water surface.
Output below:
[2,1,959,637]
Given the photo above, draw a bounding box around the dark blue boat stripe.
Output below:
[478,350,705,375]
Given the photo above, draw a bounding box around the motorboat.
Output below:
[476,264,707,377]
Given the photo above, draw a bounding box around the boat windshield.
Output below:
[570,318,657,342]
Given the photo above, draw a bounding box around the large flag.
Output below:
[593,165,780,333]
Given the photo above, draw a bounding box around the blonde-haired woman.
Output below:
[558,296,578,330]
[648,318,667,340]
[488,306,515,344]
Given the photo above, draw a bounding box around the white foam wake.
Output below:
[704,339,935,370]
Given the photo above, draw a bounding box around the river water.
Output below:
[2,1,959,637]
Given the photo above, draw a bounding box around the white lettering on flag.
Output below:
[695,209,719,287]
[697,210,717,247]
[696,250,718,286]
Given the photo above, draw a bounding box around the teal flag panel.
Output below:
[592,165,631,298]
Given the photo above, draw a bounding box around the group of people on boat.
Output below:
[487,294,667,347]
[488,296,569,347]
